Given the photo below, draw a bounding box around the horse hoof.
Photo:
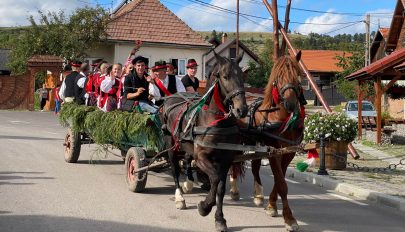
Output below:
[197,201,211,217]
[230,191,240,201]
[182,180,194,194]
[175,200,186,210]
[285,222,299,231]
[265,207,279,217]
[253,197,264,207]
[215,220,228,232]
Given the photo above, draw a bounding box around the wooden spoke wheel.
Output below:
[125,147,147,193]
[63,128,81,163]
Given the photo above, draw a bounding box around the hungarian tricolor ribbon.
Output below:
[154,78,171,96]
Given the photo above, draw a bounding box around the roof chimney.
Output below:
[221,33,228,44]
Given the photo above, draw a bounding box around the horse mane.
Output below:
[261,55,301,109]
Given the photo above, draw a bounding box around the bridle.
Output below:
[272,80,301,107]
[212,71,245,109]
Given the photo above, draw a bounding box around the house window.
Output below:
[170,58,187,76]
[230,48,236,59]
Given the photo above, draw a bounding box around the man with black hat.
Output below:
[181,59,200,93]
[74,63,90,105]
[149,60,186,106]
[122,56,158,113]
[59,60,82,103]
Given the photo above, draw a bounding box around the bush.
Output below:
[304,112,357,143]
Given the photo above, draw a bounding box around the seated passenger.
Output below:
[122,56,158,114]
[149,60,186,106]
[99,63,122,112]
[181,59,200,93]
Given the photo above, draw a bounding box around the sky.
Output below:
[0,0,397,35]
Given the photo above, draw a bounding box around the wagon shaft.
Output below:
[133,159,168,174]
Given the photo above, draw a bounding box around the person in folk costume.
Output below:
[122,56,158,113]
[85,59,104,106]
[59,60,82,103]
[117,43,142,109]
[181,59,200,93]
[74,63,90,105]
[60,64,72,83]
[99,63,122,112]
[149,60,186,106]
[54,84,61,115]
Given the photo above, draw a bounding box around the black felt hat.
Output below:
[132,56,148,65]
[152,60,168,71]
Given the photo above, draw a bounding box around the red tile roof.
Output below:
[379,27,390,39]
[107,0,210,47]
[346,47,405,80]
[300,50,350,73]
[27,55,63,63]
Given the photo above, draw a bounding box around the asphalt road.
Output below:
[0,111,404,232]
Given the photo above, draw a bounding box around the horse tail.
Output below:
[230,162,245,179]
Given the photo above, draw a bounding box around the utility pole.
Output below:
[365,14,371,66]
[236,0,240,56]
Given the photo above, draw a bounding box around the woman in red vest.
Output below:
[99,63,122,112]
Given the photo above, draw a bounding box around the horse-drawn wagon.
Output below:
[61,51,306,232]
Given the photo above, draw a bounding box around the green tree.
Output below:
[246,38,273,88]
[334,51,374,100]
[7,6,110,75]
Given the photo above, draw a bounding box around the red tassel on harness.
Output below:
[272,87,279,105]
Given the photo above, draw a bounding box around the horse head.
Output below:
[266,51,303,114]
[211,51,248,118]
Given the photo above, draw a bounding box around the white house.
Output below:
[204,33,260,77]
[86,0,211,79]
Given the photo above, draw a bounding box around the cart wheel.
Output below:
[125,147,147,192]
[64,128,81,163]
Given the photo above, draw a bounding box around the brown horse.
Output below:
[229,52,305,232]
[161,52,248,232]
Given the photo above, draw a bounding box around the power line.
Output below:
[241,0,393,16]
[323,22,362,35]
[185,0,363,25]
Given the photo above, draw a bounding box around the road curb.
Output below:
[286,167,405,214]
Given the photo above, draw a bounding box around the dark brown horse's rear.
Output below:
[160,52,247,232]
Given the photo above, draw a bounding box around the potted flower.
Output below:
[303,112,357,170]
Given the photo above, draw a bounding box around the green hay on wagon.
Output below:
[59,103,164,151]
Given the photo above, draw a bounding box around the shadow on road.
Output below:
[0,215,191,232]
[0,135,63,141]
[0,171,53,186]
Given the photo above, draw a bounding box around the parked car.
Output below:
[343,100,377,120]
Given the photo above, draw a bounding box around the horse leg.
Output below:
[269,157,298,231]
[215,160,232,232]
[197,155,219,217]
[266,185,279,217]
[182,153,194,193]
[251,159,264,206]
[265,154,295,217]
[229,164,240,201]
[167,139,186,210]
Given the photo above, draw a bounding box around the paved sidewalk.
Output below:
[353,143,405,170]
[287,143,405,214]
